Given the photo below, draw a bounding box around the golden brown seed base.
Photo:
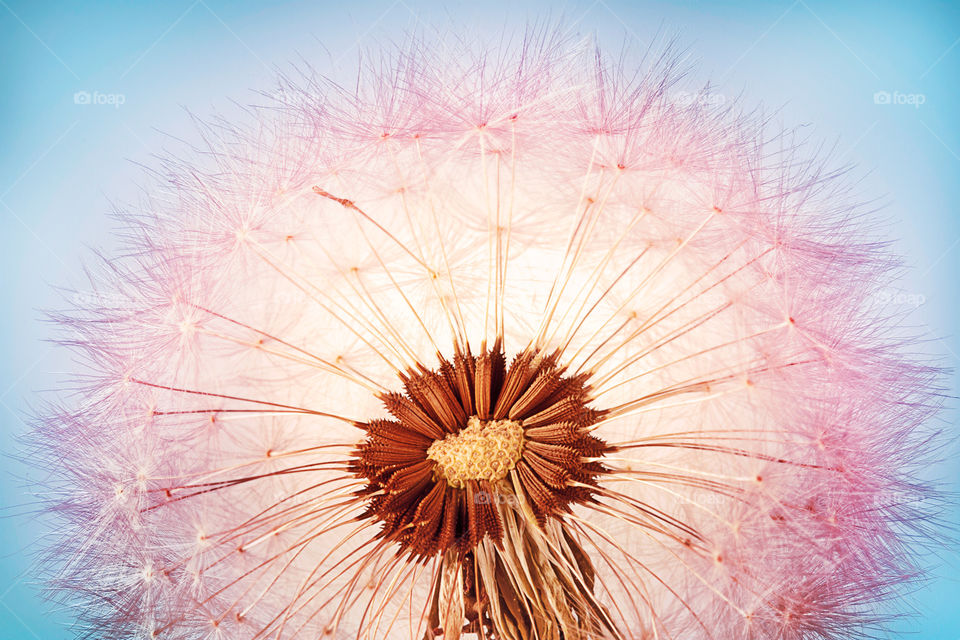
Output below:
[350,338,617,638]
[351,338,612,559]
[427,416,525,489]
[426,476,622,640]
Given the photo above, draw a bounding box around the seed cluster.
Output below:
[351,338,613,558]
[427,416,525,489]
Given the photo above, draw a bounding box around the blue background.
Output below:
[1,1,957,637]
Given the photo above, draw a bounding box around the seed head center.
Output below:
[426,416,525,489]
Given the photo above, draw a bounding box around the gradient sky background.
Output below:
[1,1,957,638]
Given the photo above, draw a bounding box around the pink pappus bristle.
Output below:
[31,26,946,640]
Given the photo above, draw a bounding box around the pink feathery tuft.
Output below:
[34,28,943,640]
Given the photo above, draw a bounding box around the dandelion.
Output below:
[37,29,940,640]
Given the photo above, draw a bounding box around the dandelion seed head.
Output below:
[33,26,943,640]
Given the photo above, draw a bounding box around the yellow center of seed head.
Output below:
[426,416,525,489]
